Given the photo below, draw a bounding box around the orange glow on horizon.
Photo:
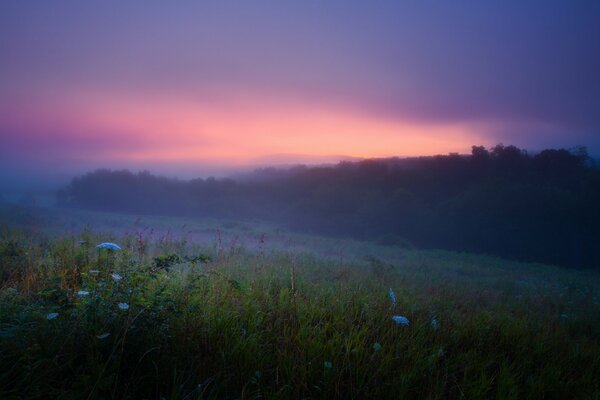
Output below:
[4,91,490,165]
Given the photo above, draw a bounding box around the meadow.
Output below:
[0,206,599,399]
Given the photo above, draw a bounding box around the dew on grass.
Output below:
[392,315,409,326]
[96,242,122,251]
[118,302,129,311]
[46,312,59,320]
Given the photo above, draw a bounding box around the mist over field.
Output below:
[51,144,599,269]
[1,144,599,398]
[2,1,600,399]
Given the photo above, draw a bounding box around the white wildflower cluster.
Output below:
[389,287,409,326]
[111,273,122,281]
[96,242,122,251]
[47,242,131,326]
[392,315,409,326]
[46,312,59,320]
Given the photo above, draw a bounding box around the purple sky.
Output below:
[1,1,599,189]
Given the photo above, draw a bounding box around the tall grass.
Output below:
[0,227,599,399]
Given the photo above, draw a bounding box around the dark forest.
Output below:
[58,144,600,269]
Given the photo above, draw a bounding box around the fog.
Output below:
[2,2,600,397]
[3,144,595,269]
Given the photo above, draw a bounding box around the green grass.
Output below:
[0,207,599,399]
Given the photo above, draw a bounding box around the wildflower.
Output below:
[96,242,122,251]
[111,273,123,281]
[431,317,439,331]
[96,333,110,339]
[324,361,333,369]
[389,288,396,308]
[392,315,410,326]
[46,312,59,320]
[117,302,129,311]
[373,342,382,352]
[77,290,90,296]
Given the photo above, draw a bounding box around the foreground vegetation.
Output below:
[1,217,599,399]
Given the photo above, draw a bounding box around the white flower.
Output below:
[77,290,90,296]
[46,312,59,320]
[111,273,122,281]
[96,242,122,251]
[392,315,409,326]
[117,302,129,311]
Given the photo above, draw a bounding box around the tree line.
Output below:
[57,144,600,269]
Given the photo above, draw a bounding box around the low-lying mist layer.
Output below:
[56,145,600,269]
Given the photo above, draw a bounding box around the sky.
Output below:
[1,0,599,188]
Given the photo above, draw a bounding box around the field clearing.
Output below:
[1,205,599,399]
